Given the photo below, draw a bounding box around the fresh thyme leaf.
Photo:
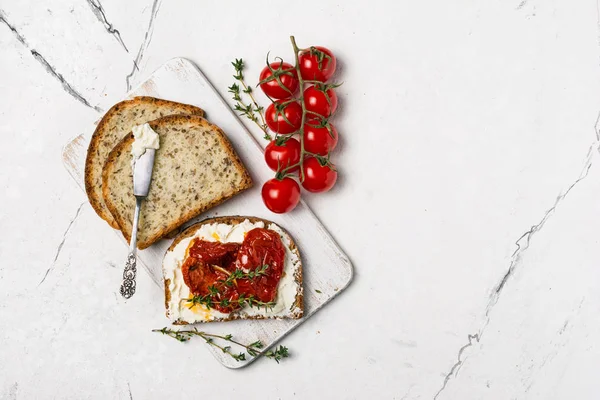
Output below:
[208,285,219,296]
[186,286,275,311]
[264,346,290,364]
[229,58,271,139]
[219,298,231,308]
[153,328,289,363]
[219,265,270,287]
[315,289,322,294]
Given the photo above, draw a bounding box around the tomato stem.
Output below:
[269,37,335,180]
[289,35,308,182]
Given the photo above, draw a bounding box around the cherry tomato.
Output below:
[265,101,302,134]
[298,46,337,82]
[304,85,338,117]
[262,177,301,213]
[259,62,299,99]
[264,138,301,172]
[303,119,338,156]
[301,157,337,193]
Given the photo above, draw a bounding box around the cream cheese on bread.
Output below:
[163,219,302,323]
[130,123,160,160]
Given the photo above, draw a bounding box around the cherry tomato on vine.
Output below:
[303,119,338,156]
[259,62,299,99]
[265,101,302,134]
[304,85,338,117]
[264,138,301,172]
[298,46,337,82]
[302,157,337,193]
[262,177,301,213]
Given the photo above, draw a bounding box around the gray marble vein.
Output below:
[30,50,103,113]
[125,0,162,91]
[516,0,529,10]
[0,9,102,113]
[85,0,129,52]
[433,137,598,399]
[488,147,594,310]
[38,202,85,286]
[0,9,26,45]
[434,334,480,400]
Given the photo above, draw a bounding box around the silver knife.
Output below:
[120,148,156,299]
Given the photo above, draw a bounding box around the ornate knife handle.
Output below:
[120,252,137,299]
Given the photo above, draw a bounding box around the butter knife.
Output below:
[120,148,156,299]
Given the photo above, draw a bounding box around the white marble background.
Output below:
[2,0,600,399]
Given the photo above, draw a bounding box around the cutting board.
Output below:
[62,58,353,368]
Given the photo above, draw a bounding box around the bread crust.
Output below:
[164,216,304,324]
[85,96,205,228]
[102,115,253,249]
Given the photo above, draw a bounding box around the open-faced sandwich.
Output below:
[163,216,303,324]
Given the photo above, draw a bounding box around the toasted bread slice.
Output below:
[85,97,204,228]
[163,216,304,324]
[102,115,252,249]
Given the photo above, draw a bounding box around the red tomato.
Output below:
[304,85,338,117]
[298,46,337,82]
[264,138,301,172]
[265,101,302,134]
[259,62,299,99]
[262,178,301,213]
[301,157,337,193]
[303,119,338,156]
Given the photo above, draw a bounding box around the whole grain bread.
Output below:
[163,216,304,324]
[85,97,205,228]
[102,115,252,249]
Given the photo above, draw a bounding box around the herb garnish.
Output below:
[185,264,274,310]
[221,264,269,287]
[153,327,289,363]
[229,58,270,139]
[186,292,276,311]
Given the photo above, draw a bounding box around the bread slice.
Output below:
[102,115,252,249]
[163,216,304,324]
[85,97,205,228]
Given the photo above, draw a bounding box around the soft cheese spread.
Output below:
[130,123,160,160]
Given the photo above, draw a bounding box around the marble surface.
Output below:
[1,1,600,399]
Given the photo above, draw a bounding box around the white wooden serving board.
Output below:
[62,58,353,368]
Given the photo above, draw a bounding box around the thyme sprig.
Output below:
[152,327,290,363]
[264,345,290,364]
[230,58,270,140]
[221,264,269,287]
[186,264,273,310]
[186,292,276,310]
